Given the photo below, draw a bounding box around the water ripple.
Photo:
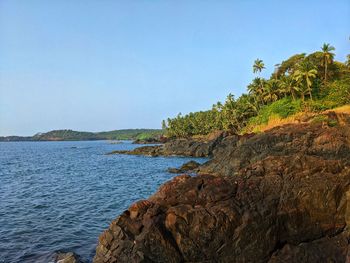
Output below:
[0,141,207,262]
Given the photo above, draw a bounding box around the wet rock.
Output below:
[109,141,123,144]
[54,252,82,263]
[167,160,201,174]
[107,145,162,157]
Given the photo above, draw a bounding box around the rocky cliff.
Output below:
[95,112,350,262]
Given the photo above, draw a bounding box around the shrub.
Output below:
[325,79,350,106]
[248,98,302,126]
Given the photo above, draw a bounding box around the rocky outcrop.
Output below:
[54,252,83,263]
[107,145,162,157]
[133,136,168,144]
[199,112,350,176]
[108,131,226,157]
[167,160,201,174]
[95,112,350,263]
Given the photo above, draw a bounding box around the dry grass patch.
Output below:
[243,104,350,134]
[325,105,350,114]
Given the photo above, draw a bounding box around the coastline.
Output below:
[92,109,350,262]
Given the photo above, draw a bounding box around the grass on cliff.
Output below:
[326,105,350,114]
[242,98,302,133]
[242,101,350,134]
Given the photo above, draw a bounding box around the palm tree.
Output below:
[293,61,317,101]
[263,79,279,103]
[212,102,224,130]
[253,59,265,74]
[212,101,223,111]
[236,94,259,122]
[280,75,300,101]
[321,43,335,82]
[246,85,261,112]
[222,94,239,132]
[249,77,267,106]
[247,77,263,100]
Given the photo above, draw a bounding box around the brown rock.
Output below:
[95,113,350,263]
[107,131,226,157]
[167,160,201,174]
[54,252,82,263]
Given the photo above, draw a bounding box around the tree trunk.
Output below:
[291,90,296,101]
[308,85,313,101]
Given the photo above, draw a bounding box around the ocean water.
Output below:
[0,141,207,263]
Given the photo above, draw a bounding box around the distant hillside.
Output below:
[96,129,163,140]
[0,129,163,142]
[0,136,33,142]
[32,130,100,141]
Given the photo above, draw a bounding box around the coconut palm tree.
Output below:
[263,79,279,103]
[247,82,260,107]
[247,78,262,100]
[321,43,335,82]
[253,59,265,74]
[293,61,317,101]
[212,102,224,130]
[248,77,266,106]
[280,75,300,100]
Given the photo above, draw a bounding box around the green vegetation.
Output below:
[247,98,302,127]
[163,43,350,137]
[96,129,163,140]
[32,130,100,141]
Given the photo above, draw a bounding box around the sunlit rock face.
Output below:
[94,112,350,263]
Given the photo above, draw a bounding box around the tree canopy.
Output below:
[163,44,350,138]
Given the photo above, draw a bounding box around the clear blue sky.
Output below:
[0,0,349,136]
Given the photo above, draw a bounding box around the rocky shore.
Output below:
[95,111,350,262]
[107,131,227,157]
[132,136,168,145]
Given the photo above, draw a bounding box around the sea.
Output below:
[0,141,207,263]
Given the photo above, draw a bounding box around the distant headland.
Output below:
[0,129,163,142]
